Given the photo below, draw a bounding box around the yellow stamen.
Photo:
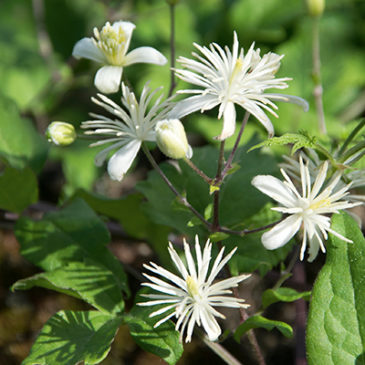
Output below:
[186,276,199,297]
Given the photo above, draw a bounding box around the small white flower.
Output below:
[170,32,308,140]
[252,157,361,261]
[139,236,250,343]
[72,21,167,94]
[82,82,172,181]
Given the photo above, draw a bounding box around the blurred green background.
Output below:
[0,0,364,364]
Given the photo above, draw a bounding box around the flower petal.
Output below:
[168,94,219,120]
[124,47,167,66]
[107,139,141,181]
[215,101,236,140]
[72,37,106,63]
[251,175,297,207]
[94,65,123,94]
[261,215,302,250]
[266,93,309,112]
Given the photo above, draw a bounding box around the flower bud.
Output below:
[307,0,325,17]
[155,119,192,159]
[46,122,76,146]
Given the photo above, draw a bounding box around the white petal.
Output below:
[168,95,219,119]
[216,101,236,140]
[72,37,106,63]
[94,66,123,94]
[107,139,141,181]
[251,175,297,207]
[124,47,167,66]
[200,308,221,341]
[261,215,302,250]
[112,21,135,50]
[266,93,309,112]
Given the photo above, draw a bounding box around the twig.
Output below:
[219,112,250,182]
[201,335,244,365]
[142,143,212,229]
[183,158,213,184]
[213,141,225,230]
[219,218,284,236]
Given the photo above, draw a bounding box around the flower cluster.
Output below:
[139,236,249,343]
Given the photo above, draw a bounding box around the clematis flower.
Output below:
[138,236,250,343]
[72,21,167,94]
[170,32,308,140]
[82,82,173,181]
[252,157,361,261]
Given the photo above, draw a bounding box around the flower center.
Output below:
[186,276,199,298]
[229,58,244,85]
[94,22,127,65]
[309,197,331,211]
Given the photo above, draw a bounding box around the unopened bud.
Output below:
[46,122,76,146]
[155,119,192,159]
[307,0,325,17]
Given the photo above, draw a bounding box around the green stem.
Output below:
[337,118,365,158]
[142,144,211,229]
[312,16,326,135]
[168,2,176,97]
[340,140,365,164]
[219,112,250,182]
[201,335,244,365]
[213,141,225,230]
[183,157,213,184]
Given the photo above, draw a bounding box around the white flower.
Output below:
[138,236,250,343]
[170,32,308,140]
[82,82,172,181]
[72,21,167,94]
[252,158,361,261]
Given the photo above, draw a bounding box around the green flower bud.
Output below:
[155,119,192,159]
[307,0,325,17]
[46,122,76,146]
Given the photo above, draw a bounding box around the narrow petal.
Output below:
[200,308,222,341]
[107,139,141,181]
[72,38,106,63]
[124,47,167,66]
[261,215,302,250]
[252,175,297,207]
[215,101,236,140]
[266,93,309,112]
[168,94,219,119]
[94,65,123,94]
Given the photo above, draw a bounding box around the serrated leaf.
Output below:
[248,133,317,154]
[22,310,122,365]
[12,259,124,314]
[125,304,183,365]
[306,212,365,365]
[234,315,293,342]
[0,166,38,213]
[262,287,311,309]
[15,198,129,297]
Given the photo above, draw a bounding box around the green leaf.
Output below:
[125,304,183,365]
[248,132,317,154]
[225,232,294,276]
[306,212,365,365]
[23,310,122,365]
[234,315,293,342]
[12,259,124,314]
[71,189,171,266]
[15,198,129,297]
[0,95,48,171]
[262,287,311,309]
[0,166,38,213]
